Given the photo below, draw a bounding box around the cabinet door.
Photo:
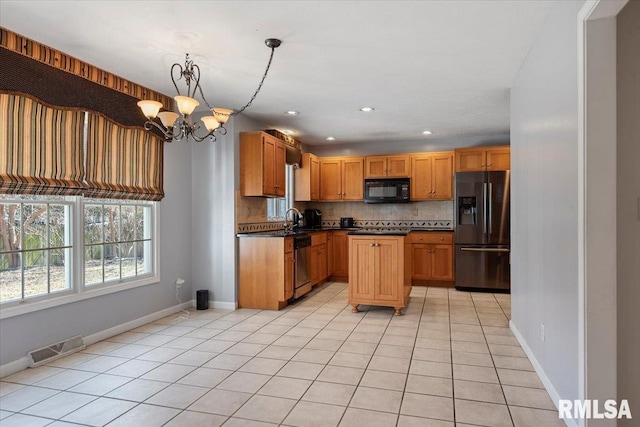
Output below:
[386,155,411,177]
[374,239,400,301]
[486,147,510,171]
[317,244,328,282]
[431,244,454,281]
[308,246,319,285]
[455,149,486,172]
[327,232,334,276]
[411,243,432,280]
[410,155,433,200]
[365,156,388,178]
[342,157,364,200]
[284,251,294,300]
[431,153,453,200]
[310,155,321,200]
[274,140,286,197]
[262,135,276,195]
[320,159,342,201]
[350,239,375,300]
[332,231,349,277]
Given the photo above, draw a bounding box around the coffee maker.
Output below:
[303,209,322,230]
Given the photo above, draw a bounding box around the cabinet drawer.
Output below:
[311,232,327,246]
[285,237,293,253]
[408,232,453,244]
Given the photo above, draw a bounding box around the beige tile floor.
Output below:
[0,284,565,427]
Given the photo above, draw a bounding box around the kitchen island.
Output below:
[348,230,412,315]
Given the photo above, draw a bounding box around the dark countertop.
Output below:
[237,227,453,238]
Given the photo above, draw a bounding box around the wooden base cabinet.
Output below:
[409,232,455,284]
[239,237,293,310]
[309,232,329,286]
[348,235,411,315]
[330,230,349,280]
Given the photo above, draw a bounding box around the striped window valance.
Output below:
[85,114,164,201]
[0,93,165,201]
[0,94,86,195]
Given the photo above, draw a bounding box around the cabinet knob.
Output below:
[440,237,444,241]
[419,237,423,240]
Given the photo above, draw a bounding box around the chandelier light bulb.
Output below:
[137,100,162,119]
[212,108,233,124]
[157,111,179,128]
[174,96,200,116]
[201,116,220,131]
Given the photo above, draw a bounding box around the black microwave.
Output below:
[364,178,410,203]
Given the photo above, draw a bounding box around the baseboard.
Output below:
[190,299,238,310]
[509,320,579,427]
[0,301,193,379]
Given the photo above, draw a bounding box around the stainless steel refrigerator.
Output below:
[455,171,510,292]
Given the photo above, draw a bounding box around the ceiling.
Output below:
[0,1,553,146]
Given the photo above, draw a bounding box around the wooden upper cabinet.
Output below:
[410,152,453,201]
[365,155,410,178]
[319,157,364,201]
[294,153,320,201]
[455,146,510,172]
[240,131,287,197]
[342,157,364,200]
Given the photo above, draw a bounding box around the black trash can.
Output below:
[196,290,209,310]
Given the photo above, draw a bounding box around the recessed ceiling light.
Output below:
[326,137,336,141]
[284,111,299,116]
[359,107,375,112]
[282,130,294,134]
[422,130,433,135]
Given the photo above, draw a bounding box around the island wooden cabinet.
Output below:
[240,132,286,197]
[239,236,293,310]
[365,155,411,178]
[410,152,453,200]
[320,157,364,201]
[348,235,411,315]
[308,232,328,286]
[294,153,320,201]
[455,146,510,172]
[408,232,454,283]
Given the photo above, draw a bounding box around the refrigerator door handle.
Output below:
[483,182,488,235]
[488,183,493,235]
[460,247,511,253]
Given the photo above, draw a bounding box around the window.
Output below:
[0,195,157,310]
[266,165,295,221]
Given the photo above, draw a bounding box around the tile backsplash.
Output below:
[307,201,453,222]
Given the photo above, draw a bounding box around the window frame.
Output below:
[266,165,294,221]
[0,195,160,320]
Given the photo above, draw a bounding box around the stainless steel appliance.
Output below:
[303,209,322,230]
[364,178,410,203]
[455,171,511,292]
[293,234,312,299]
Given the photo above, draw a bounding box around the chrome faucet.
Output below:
[284,207,302,232]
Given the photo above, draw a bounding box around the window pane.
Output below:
[121,206,136,243]
[85,245,103,286]
[49,249,70,293]
[0,253,21,302]
[22,204,48,250]
[121,243,136,279]
[48,205,68,248]
[103,206,119,244]
[84,205,103,245]
[23,249,47,298]
[135,207,144,240]
[0,203,21,254]
[104,250,120,282]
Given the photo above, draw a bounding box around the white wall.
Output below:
[510,0,586,407]
[0,139,194,366]
[307,133,509,157]
[617,0,640,423]
[190,114,265,307]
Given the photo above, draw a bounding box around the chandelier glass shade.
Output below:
[138,38,281,143]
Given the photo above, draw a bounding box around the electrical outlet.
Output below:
[175,277,185,289]
[540,323,545,342]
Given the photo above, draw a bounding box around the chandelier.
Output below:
[137,38,281,142]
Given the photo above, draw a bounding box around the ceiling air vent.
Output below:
[27,335,85,367]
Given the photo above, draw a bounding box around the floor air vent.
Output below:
[28,335,85,367]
